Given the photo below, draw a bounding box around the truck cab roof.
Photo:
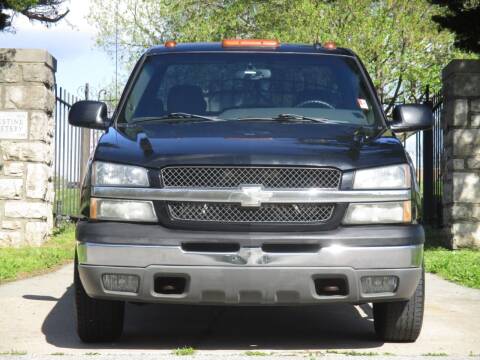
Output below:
[145,41,357,57]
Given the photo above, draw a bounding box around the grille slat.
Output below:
[168,202,335,223]
[161,166,341,189]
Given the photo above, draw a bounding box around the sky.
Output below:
[0,0,113,100]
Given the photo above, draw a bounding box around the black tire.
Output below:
[74,253,125,343]
[373,268,425,342]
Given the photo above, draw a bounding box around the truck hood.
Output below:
[94,121,407,171]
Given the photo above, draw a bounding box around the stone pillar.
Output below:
[0,49,56,247]
[442,60,480,248]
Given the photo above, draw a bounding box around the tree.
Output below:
[429,0,480,54]
[89,0,470,110]
[0,0,68,31]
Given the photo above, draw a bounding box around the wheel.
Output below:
[74,252,125,343]
[373,268,425,342]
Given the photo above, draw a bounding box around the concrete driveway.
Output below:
[0,264,479,357]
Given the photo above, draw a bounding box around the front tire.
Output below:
[373,268,425,342]
[74,253,125,343]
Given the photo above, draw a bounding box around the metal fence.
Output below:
[429,88,444,227]
[53,86,82,220]
[53,84,107,221]
[403,86,444,227]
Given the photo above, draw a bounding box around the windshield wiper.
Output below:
[236,113,333,123]
[131,112,221,124]
[274,113,331,123]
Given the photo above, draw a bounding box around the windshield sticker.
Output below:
[357,98,369,110]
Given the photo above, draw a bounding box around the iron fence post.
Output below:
[422,86,434,225]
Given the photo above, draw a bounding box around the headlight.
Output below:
[90,198,157,222]
[92,161,149,187]
[353,164,411,189]
[343,201,411,224]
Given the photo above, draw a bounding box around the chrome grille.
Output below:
[161,166,341,189]
[168,202,335,223]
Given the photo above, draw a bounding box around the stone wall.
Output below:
[0,49,56,247]
[442,60,480,248]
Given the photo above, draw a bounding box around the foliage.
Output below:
[89,0,473,110]
[0,224,75,283]
[0,0,68,31]
[172,347,196,356]
[424,247,480,289]
[429,0,480,54]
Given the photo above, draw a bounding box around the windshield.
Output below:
[119,52,382,126]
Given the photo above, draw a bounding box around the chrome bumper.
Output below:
[77,242,423,305]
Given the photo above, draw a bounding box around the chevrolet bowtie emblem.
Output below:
[238,185,273,207]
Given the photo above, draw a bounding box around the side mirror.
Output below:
[390,104,433,133]
[68,101,109,130]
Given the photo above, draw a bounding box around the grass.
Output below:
[326,350,379,356]
[424,247,480,289]
[244,351,270,356]
[172,347,196,356]
[0,350,27,355]
[422,352,448,356]
[0,224,75,283]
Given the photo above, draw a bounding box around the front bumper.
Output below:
[77,223,423,305]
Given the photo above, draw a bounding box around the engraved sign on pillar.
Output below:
[0,112,28,139]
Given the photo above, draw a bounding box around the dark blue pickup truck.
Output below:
[69,39,431,343]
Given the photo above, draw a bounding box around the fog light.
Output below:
[361,276,398,294]
[102,274,139,293]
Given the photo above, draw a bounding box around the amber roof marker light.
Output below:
[164,40,177,48]
[323,41,337,50]
[222,39,280,48]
